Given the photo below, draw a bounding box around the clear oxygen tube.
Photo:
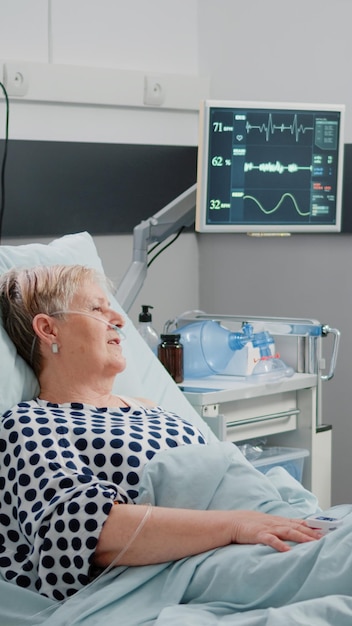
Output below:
[31,503,153,620]
[49,310,126,340]
[29,312,146,619]
[30,310,126,366]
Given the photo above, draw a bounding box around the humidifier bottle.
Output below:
[176,320,253,378]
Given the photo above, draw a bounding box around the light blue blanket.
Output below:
[2,442,352,626]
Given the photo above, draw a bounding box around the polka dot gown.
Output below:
[0,399,206,600]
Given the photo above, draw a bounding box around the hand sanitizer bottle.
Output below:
[138,305,159,354]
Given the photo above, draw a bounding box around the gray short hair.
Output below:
[0,264,105,376]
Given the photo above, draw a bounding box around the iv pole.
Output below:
[116,183,197,312]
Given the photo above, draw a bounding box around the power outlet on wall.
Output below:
[3,62,29,96]
[143,75,165,106]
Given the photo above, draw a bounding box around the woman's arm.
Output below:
[93,504,322,568]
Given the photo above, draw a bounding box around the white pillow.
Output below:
[0,232,214,440]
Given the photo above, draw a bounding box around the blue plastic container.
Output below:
[252,447,309,482]
[175,321,252,378]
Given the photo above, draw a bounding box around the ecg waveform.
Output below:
[242,192,311,217]
[246,114,314,142]
[244,161,313,174]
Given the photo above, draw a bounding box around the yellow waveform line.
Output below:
[243,192,311,216]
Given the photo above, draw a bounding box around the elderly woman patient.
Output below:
[0,265,324,602]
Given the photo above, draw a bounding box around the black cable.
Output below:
[0,81,9,245]
[147,226,185,267]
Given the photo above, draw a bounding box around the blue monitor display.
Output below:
[195,100,345,233]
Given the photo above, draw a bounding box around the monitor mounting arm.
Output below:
[116,183,197,312]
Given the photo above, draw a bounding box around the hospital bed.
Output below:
[1,231,352,626]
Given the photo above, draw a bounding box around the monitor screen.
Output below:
[195,100,345,233]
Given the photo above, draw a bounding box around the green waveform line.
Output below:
[246,114,314,142]
[244,161,312,174]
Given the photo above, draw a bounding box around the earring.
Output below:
[51,343,59,354]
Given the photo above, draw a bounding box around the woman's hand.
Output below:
[95,505,323,569]
[231,510,322,552]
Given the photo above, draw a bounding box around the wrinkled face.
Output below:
[55,280,126,379]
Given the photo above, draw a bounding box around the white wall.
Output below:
[197,0,352,504]
[0,0,202,145]
[198,0,351,137]
[0,0,202,333]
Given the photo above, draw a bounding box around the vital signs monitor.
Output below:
[195,100,345,234]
